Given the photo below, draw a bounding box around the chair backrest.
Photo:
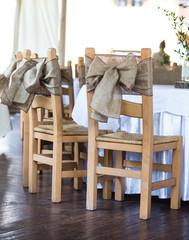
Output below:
[86,47,153,143]
[29,48,63,136]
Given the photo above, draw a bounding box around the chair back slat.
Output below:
[96,54,128,66]
[32,95,52,110]
[121,100,143,118]
[61,87,69,95]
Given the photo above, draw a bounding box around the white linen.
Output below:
[16,0,62,60]
[72,84,189,200]
[0,104,12,138]
[122,85,189,116]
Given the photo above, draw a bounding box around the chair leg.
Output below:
[23,112,29,187]
[51,138,62,203]
[171,136,183,209]
[29,135,38,193]
[115,151,125,201]
[103,149,113,199]
[140,150,153,220]
[86,142,98,210]
[20,110,24,139]
[74,142,83,190]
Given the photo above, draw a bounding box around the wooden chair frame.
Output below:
[28,48,88,202]
[86,47,183,219]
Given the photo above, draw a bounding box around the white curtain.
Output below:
[0,0,16,73]
[15,0,65,63]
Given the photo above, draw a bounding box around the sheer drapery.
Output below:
[14,0,65,65]
[0,0,16,73]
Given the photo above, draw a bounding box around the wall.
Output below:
[65,0,185,67]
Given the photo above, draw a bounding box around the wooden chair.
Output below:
[20,49,79,188]
[86,47,183,219]
[28,48,112,202]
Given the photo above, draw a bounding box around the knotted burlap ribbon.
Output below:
[60,66,73,86]
[0,58,61,112]
[86,55,153,122]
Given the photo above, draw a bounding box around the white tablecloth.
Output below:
[0,103,12,138]
[72,84,189,201]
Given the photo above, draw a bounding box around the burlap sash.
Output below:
[86,55,153,122]
[0,58,61,112]
[153,65,181,85]
[61,66,73,86]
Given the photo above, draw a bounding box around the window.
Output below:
[116,0,127,6]
[0,1,16,73]
[132,0,143,7]
[115,0,143,7]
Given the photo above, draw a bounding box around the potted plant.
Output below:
[159,7,189,81]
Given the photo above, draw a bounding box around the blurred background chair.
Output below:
[76,57,86,90]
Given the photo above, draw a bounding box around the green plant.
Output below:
[158,7,189,65]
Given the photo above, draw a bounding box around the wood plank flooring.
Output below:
[0,113,189,240]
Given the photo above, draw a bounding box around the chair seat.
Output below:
[34,122,88,136]
[43,116,75,123]
[34,122,106,136]
[96,131,178,145]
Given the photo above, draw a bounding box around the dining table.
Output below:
[71,82,189,201]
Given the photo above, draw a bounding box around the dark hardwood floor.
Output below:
[0,113,189,240]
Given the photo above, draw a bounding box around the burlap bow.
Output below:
[86,55,138,122]
[0,58,61,112]
[60,66,73,86]
[86,55,153,122]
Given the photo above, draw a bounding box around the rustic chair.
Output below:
[20,50,79,187]
[28,48,112,202]
[86,47,183,219]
